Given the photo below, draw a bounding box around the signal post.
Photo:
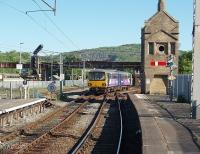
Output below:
[166,54,177,101]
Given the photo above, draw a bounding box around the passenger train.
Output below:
[88,69,132,93]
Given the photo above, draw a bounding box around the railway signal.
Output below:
[166,54,177,69]
[168,75,176,80]
[166,54,177,101]
[31,56,38,69]
[33,44,43,55]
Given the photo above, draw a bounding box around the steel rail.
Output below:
[70,100,107,154]
[14,102,87,154]
[116,99,123,154]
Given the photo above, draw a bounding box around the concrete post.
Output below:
[20,87,23,99]
[24,86,27,100]
[27,87,30,99]
[192,0,200,119]
[72,68,74,86]
[10,82,12,100]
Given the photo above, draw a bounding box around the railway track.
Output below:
[7,94,106,154]
[70,93,125,154]
[1,90,141,154]
[0,93,93,143]
[70,92,142,154]
[13,102,88,154]
[0,101,85,153]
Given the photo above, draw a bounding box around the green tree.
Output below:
[179,51,192,74]
[63,54,81,62]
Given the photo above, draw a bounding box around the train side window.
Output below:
[114,74,118,79]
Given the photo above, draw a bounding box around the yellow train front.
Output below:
[88,69,132,93]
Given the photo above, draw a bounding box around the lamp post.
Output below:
[19,43,24,64]
[82,60,85,89]
[19,42,24,74]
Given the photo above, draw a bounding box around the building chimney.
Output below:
[158,0,165,11]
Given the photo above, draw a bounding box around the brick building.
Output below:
[141,0,179,94]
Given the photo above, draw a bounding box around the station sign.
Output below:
[168,75,176,80]
[16,64,23,70]
[47,83,56,92]
[60,74,65,81]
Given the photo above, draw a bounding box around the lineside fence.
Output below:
[172,74,191,102]
[0,75,191,101]
[0,80,86,99]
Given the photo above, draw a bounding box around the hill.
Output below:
[64,44,141,62]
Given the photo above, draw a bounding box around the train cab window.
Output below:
[88,72,105,80]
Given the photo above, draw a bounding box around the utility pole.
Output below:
[19,42,24,74]
[51,54,53,81]
[192,0,200,119]
[60,53,63,94]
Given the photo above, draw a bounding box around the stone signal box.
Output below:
[141,0,179,94]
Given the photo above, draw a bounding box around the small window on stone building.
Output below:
[171,42,176,55]
[149,42,154,55]
[157,43,168,55]
[159,45,165,52]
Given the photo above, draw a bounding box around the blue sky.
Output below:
[0,0,193,53]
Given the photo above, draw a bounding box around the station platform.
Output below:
[0,98,46,115]
[0,98,46,127]
[129,93,200,154]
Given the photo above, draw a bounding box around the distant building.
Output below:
[141,0,179,94]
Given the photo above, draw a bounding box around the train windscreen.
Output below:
[88,72,105,81]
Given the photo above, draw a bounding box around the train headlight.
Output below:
[102,83,106,86]
[88,83,92,86]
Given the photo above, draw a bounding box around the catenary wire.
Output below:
[0,0,69,50]
[31,0,80,50]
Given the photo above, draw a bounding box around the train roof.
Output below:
[89,69,117,73]
[88,69,131,75]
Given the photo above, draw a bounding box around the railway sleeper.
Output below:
[50,132,80,139]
